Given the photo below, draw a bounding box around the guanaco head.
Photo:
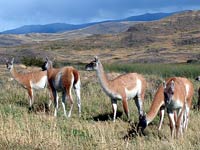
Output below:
[42,57,53,71]
[137,114,147,131]
[5,58,14,71]
[85,56,99,71]
[163,80,175,105]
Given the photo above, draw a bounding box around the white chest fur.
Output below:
[166,98,183,111]
[105,78,142,100]
[30,76,47,90]
[125,79,142,100]
[54,71,63,90]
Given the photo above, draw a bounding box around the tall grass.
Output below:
[0,64,200,149]
[105,63,200,79]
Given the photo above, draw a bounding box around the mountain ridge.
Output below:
[1,12,177,34]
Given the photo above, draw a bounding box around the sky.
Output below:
[0,0,200,32]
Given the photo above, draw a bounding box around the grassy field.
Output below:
[0,63,200,150]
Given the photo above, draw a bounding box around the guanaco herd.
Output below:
[5,56,200,139]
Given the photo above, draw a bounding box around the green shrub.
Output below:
[21,57,44,67]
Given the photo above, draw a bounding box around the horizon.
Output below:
[1,11,178,32]
[1,0,200,32]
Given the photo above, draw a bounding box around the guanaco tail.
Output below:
[42,57,81,117]
[85,56,147,122]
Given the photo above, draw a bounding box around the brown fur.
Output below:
[47,67,80,104]
[143,77,193,136]
[11,68,47,89]
[107,73,146,100]
[146,85,165,123]
[44,59,81,117]
[108,73,146,118]
[164,77,193,138]
[6,58,49,108]
[85,57,147,121]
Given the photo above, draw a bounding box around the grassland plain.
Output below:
[0,63,200,150]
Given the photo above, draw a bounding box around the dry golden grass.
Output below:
[0,64,200,150]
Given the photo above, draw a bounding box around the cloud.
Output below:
[0,0,200,31]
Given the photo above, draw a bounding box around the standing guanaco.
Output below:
[85,56,147,122]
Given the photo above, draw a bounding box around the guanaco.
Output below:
[85,56,146,122]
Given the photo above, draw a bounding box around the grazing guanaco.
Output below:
[138,77,194,138]
[85,56,147,122]
[137,85,165,132]
[42,57,81,117]
[6,58,50,110]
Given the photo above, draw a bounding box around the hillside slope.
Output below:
[1,12,175,34]
[0,10,200,64]
[53,10,200,63]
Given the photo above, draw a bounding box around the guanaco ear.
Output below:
[11,58,14,64]
[4,58,8,63]
[45,57,49,61]
[163,81,166,89]
[94,56,99,62]
[170,80,175,92]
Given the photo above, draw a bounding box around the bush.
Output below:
[21,57,44,67]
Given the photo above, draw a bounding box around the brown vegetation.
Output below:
[0,10,200,65]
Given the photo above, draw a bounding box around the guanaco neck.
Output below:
[9,66,23,83]
[96,61,114,97]
[146,86,165,125]
[46,61,54,76]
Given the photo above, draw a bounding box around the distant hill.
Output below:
[1,12,177,34]
[0,10,200,64]
[0,23,96,34]
[121,12,175,21]
[56,10,200,63]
